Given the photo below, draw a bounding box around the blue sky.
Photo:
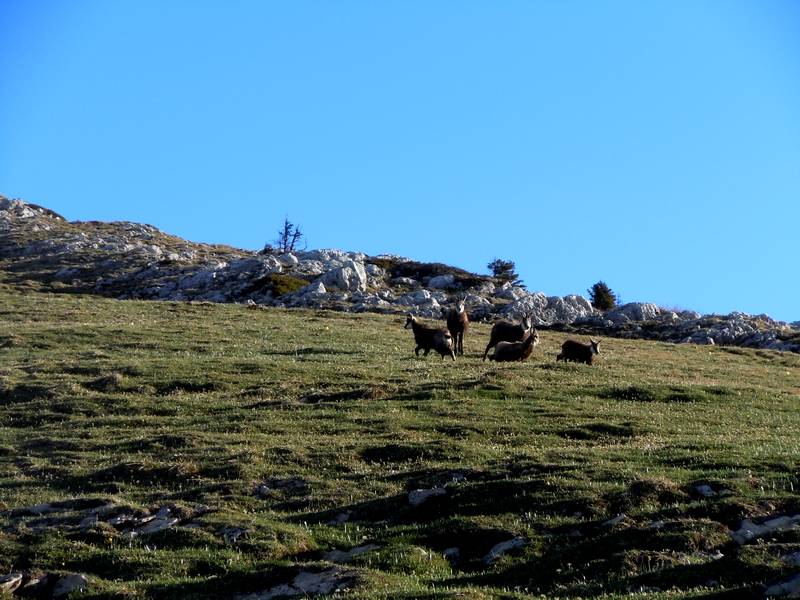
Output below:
[1,1,799,321]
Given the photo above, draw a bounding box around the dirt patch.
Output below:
[599,385,736,403]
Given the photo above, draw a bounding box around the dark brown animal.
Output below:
[488,329,540,362]
[444,297,469,356]
[557,339,600,365]
[405,314,455,360]
[483,311,534,361]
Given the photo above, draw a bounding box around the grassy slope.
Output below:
[1,287,799,599]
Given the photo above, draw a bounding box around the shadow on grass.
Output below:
[0,384,55,405]
[262,347,361,356]
[557,421,640,441]
[597,384,736,403]
[294,474,594,526]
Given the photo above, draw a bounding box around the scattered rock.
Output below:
[602,513,629,528]
[52,573,89,597]
[218,526,249,545]
[0,572,23,594]
[391,276,418,287]
[318,260,367,293]
[691,481,733,499]
[695,484,717,497]
[605,303,662,324]
[255,477,309,498]
[323,543,380,563]
[126,512,179,537]
[276,253,299,268]
[236,567,356,599]
[483,537,526,564]
[731,514,800,545]
[504,293,594,326]
[408,487,446,507]
[428,274,455,289]
[494,285,527,301]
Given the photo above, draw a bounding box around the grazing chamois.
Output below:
[488,329,540,362]
[557,339,600,365]
[404,314,455,360]
[483,311,534,361]
[444,296,469,356]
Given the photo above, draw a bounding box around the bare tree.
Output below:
[267,217,305,254]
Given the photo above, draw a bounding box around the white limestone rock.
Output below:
[428,274,455,289]
[276,253,299,267]
[731,514,800,545]
[319,260,368,293]
[483,537,526,564]
[605,303,662,324]
[392,276,418,287]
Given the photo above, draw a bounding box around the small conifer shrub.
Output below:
[588,281,617,310]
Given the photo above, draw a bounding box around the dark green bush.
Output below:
[588,280,617,310]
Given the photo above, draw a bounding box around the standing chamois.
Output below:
[404,314,456,361]
[483,311,534,361]
[557,339,600,365]
[488,329,540,362]
[443,296,469,356]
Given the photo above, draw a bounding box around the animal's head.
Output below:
[529,328,540,347]
[456,299,466,314]
[404,313,415,329]
[521,311,534,331]
[589,339,600,354]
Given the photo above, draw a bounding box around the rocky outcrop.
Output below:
[1,196,797,353]
[569,304,800,353]
[502,293,595,326]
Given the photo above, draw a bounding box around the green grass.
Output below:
[1,286,799,598]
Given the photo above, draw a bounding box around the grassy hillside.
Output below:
[1,287,799,598]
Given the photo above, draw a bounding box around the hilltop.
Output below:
[1,195,798,353]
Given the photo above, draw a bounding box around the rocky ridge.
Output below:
[2,196,798,353]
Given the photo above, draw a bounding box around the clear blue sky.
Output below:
[2,1,799,321]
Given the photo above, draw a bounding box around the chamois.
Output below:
[444,296,469,356]
[488,329,540,362]
[483,311,534,361]
[404,314,455,361]
[557,339,600,365]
